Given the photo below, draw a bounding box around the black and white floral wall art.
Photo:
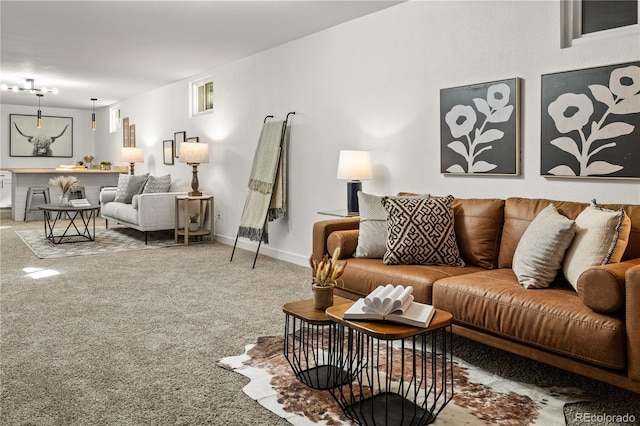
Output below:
[440,78,520,175]
[10,114,73,157]
[541,62,640,179]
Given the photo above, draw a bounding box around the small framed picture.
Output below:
[130,124,136,147]
[174,131,186,158]
[163,140,174,165]
[123,117,130,147]
[187,136,199,143]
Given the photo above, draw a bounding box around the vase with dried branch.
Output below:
[49,175,79,206]
[309,247,346,310]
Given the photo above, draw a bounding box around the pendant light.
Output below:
[36,94,43,128]
[91,98,97,130]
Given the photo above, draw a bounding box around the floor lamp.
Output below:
[337,150,372,215]
[179,142,209,196]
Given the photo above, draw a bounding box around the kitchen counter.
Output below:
[10,168,127,221]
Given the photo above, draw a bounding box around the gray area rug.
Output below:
[1,213,639,425]
[15,227,179,258]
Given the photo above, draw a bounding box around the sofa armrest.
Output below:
[99,187,117,204]
[627,263,640,382]
[312,217,360,262]
[577,258,640,313]
[135,192,188,228]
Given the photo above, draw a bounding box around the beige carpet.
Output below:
[1,211,639,425]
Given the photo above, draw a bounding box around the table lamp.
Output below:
[179,142,209,196]
[121,147,143,175]
[336,150,372,214]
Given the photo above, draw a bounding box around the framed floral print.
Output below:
[440,78,521,175]
[541,62,640,179]
[163,140,174,165]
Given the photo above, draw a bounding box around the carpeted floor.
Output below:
[1,211,639,425]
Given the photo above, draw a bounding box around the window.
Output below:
[191,79,214,116]
[109,107,121,133]
[561,0,638,48]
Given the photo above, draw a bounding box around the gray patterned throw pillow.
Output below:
[113,174,131,203]
[142,174,171,193]
[381,195,465,266]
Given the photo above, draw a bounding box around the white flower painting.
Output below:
[440,78,520,175]
[541,62,640,178]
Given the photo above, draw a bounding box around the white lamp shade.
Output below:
[179,142,209,164]
[121,147,144,163]
[336,150,372,181]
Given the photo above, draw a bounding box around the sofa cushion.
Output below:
[335,258,485,305]
[513,204,576,289]
[381,195,464,266]
[432,269,626,369]
[143,174,171,193]
[354,192,388,258]
[563,203,631,290]
[100,201,139,225]
[451,198,504,269]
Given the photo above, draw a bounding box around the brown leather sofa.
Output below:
[312,197,640,393]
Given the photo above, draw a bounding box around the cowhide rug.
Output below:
[218,335,588,426]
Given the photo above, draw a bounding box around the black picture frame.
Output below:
[10,114,73,157]
[174,131,186,158]
[187,136,199,143]
[541,61,640,179]
[163,140,174,165]
[440,78,520,175]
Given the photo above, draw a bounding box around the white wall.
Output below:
[0,103,96,168]
[30,1,640,265]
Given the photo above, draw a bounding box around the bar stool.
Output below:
[24,187,51,221]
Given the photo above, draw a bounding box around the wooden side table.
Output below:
[326,303,454,426]
[282,297,351,390]
[174,194,213,246]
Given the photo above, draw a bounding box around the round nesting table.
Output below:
[39,204,100,244]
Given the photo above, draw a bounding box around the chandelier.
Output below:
[1,79,58,94]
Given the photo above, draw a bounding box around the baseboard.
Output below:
[214,233,309,267]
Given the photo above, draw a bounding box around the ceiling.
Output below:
[0,0,402,110]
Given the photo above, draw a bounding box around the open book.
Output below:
[343,284,436,328]
[69,198,91,207]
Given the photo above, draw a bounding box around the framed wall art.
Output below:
[541,61,640,179]
[123,117,130,147]
[129,124,136,147]
[9,114,73,157]
[163,140,174,165]
[174,131,186,158]
[440,78,520,175]
[187,136,199,143]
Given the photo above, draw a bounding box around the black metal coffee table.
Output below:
[39,204,100,244]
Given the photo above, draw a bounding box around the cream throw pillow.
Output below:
[512,204,576,289]
[354,192,388,258]
[562,203,631,290]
